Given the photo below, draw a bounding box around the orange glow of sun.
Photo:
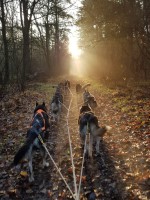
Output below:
[69,36,82,59]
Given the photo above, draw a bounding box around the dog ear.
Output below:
[42,102,45,106]
[36,101,38,106]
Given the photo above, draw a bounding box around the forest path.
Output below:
[0,77,149,199]
[48,78,150,200]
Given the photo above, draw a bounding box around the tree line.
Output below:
[0,0,72,90]
[78,0,150,83]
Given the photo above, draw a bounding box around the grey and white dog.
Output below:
[78,104,111,158]
[64,80,71,94]
[76,83,91,93]
[50,85,63,122]
[83,90,98,110]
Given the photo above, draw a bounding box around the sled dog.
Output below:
[12,102,50,182]
[78,104,111,158]
[83,90,98,110]
[76,83,91,93]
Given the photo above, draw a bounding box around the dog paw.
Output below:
[29,176,34,183]
[45,162,49,167]
[43,162,49,168]
[96,152,100,156]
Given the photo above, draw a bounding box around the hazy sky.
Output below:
[68,0,82,58]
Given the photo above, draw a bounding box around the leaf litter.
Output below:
[0,78,149,199]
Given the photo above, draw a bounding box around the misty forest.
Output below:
[0,0,150,200]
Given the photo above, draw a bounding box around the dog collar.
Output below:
[31,109,46,131]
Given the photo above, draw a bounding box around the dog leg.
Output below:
[57,113,60,122]
[80,125,87,147]
[96,137,100,155]
[89,133,93,158]
[58,104,62,115]
[41,147,49,168]
[28,147,34,182]
[52,113,57,123]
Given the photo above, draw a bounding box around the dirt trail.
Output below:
[49,84,82,199]
[47,80,150,200]
[0,78,149,200]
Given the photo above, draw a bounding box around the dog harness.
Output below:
[31,109,46,131]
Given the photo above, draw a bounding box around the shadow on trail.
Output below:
[96,139,127,199]
[83,139,133,200]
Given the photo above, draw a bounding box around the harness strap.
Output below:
[31,109,46,131]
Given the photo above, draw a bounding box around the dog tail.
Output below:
[12,133,37,166]
[13,143,30,166]
[96,125,112,137]
[82,83,91,90]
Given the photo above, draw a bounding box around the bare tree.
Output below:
[0,0,9,84]
[19,0,39,90]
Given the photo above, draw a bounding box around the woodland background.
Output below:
[77,0,150,83]
[0,0,150,90]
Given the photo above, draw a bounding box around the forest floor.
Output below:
[0,76,150,200]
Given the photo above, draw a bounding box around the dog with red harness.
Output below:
[12,102,50,182]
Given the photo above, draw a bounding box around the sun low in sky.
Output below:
[69,31,83,76]
[68,0,82,59]
[69,34,82,59]
[68,0,83,75]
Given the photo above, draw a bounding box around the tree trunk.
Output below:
[0,0,9,84]
[21,28,30,90]
[45,22,51,74]
[20,0,38,90]
[54,0,59,75]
